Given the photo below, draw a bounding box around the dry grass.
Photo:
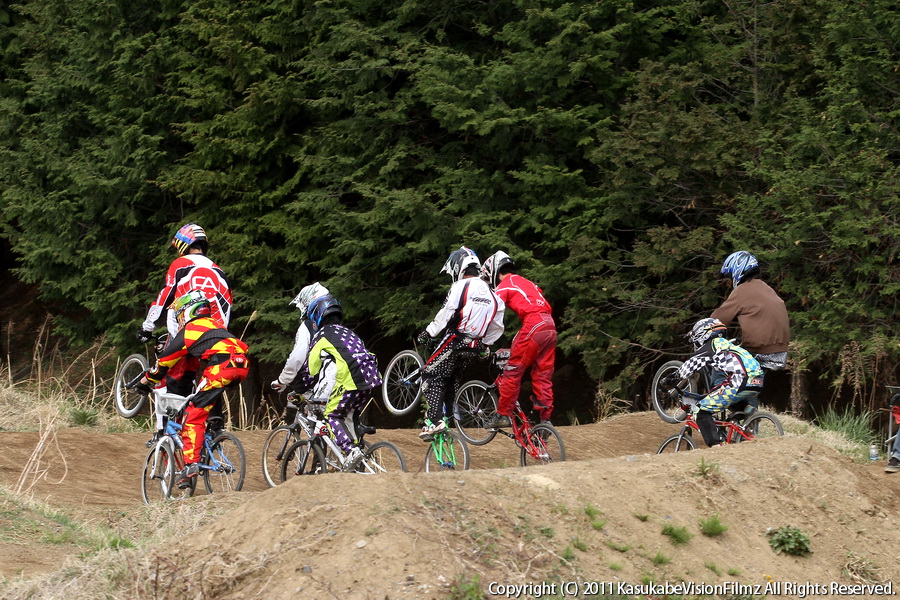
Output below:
[778,413,868,458]
[0,492,248,600]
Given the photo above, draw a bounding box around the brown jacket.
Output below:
[711,278,790,355]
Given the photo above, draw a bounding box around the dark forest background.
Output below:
[0,0,896,424]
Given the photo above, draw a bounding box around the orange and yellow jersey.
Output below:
[146,317,248,384]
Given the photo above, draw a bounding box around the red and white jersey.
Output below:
[495,274,554,331]
[426,277,505,344]
[142,254,233,336]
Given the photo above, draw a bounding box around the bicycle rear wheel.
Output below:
[657,432,698,453]
[280,439,326,482]
[520,423,566,466]
[261,425,301,487]
[381,350,425,416]
[141,444,175,504]
[359,440,407,473]
[424,431,470,472]
[203,432,246,494]
[454,380,498,446]
[742,412,784,440]
[114,354,149,418]
[651,360,697,424]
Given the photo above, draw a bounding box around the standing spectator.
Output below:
[481,251,557,427]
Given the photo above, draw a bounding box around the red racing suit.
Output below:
[494,274,557,421]
[141,253,233,394]
[146,317,249,464]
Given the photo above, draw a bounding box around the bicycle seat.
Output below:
[357,423,376,436]
[206,416,225,435]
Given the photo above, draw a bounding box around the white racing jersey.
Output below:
[426,277,505,344]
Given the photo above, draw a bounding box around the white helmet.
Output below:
[481,251,515,289]
[289,282,330,316]
[440,246,480,282]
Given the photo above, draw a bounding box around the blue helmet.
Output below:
[307,293,342,328]
[720,251,759,287]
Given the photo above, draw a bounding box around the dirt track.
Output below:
[0,413,675,522]
[4,412,900,600]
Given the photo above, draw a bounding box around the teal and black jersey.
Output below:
[307,324,382,393]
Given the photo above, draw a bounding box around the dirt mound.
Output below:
[2,413,900,599]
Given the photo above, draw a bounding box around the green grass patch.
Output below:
[698,513,729,536]
[767,526,812,556]
[816,406,877,446]
[661,523,693,545]
[448,574,486,600]
[606,540,632,552]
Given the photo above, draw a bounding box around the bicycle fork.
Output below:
[432,433,457,468]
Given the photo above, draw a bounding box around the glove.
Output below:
[476,341,491,360]
[136,328,153,344]
[132,380,152,395]
[271,380,287,392]
[416,330,432,345]
[661,373,679,388]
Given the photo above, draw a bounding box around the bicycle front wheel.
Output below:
[742,412,784,440]
[454,380,498,446]
[358,440,407,473]
[657,432,698,453]
[114,354,149,418]
[261,425,302,487]
[520,423,566,466]
[203,432,246,494]
[651,360,696,424]
[141,443,176,504]
[425,431,470,472]
[381,350,425,416]
[280,439,326,482]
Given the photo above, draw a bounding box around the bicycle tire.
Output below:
[651,360,698,424]
[454,380,499,446]
[203,432,246,494]
[656,433,698,453]
[141,443,176,504]
[424,431,470,472]
[742,412,784,440]
[520,423,566,466]
[280,439,326,482]
[261,425,302,487]
[114,354,150,419]
[358,440,407,473]
[381,350,425,416]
